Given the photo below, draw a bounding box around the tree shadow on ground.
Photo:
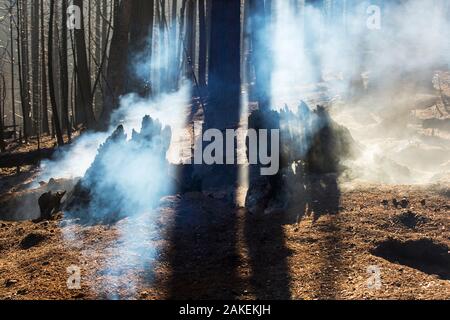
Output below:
[244,207,293,299]
[166,166,243,299]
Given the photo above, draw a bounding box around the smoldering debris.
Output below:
[0,178,74,222]
[37,191,67,222]
[65,116,173,224]
[245,102,357,218]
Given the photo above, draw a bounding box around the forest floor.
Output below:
[0,168,449,300]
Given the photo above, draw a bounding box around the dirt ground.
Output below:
[0,174,449,300]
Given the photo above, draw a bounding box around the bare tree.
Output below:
[40,0,49,135]
[31,0,40,136]
[48,0,64,146]
[16,0,32,140]
[206,0,241,129]
[73,0,96,129]
[9,0,17,140]
[99,0,133,128]
[60,0,71,140]
[126,0,154,97]
[198,0,207,89]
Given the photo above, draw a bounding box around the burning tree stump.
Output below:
[246,103,357,219]
[65,116,173,224]
[37,191,67,222]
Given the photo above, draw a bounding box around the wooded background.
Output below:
[0,0,447,152]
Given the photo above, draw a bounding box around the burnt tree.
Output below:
[99,0,133,128]
[126,0,154,97]
[73,0,96,129]
[206,0,241,129]
[48,0,64,146]
[248,0,272,111]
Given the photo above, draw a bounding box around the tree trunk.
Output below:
[185,0,195,81]
[170,0,178,89]
[73,0,96,129]
[99,0,133,128]
[17,0,32,140]
[126,0,154,97]
[176,0,187,85]
[61,0,71,141]
[48,0,65,146]
[94,0,103,116]
[40,0,50,135]
[248,0,272,111]
[206,0,241,129]
[9,0,17,140]
[198,0,207,89]
[0,75,5,152]
[31,0,40,136]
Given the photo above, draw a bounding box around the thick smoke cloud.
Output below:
[263,0,450,183]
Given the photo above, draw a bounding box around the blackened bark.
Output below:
[40,0,49,135]
[206,0,241,129]
[61,0,71,140]
[126,0,154,97]
[99,0,133,128]
[17,0,32,140]
[31,0,40,135]
[248,0,272,111]
[198,0,207,89]
[73,0,96,129]
[48,0,64,146]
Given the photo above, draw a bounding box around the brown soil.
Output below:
[0,182,449,300]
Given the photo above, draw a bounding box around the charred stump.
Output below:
[245,102,357,220]
[65,116,173,224]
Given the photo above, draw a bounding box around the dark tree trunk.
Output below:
[9,0,17,140]
[73,0,96,129]
[31,0,40,136]
[61,0,71,141]
[206,0,241,129]
[99,0,133,128]
[176,0,187,85]
[248,0,272,111]
[185,0,195,81]
[17,0,32,140]
[40,0,50,135]
[48,0,65,146]
[198,0,207,89]
[126,0,154,97]
[170,0,178,89]
[94,0,103,116]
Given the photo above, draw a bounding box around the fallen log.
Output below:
[0,148,56,168]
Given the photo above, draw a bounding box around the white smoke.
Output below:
[37,85,190,299]
[266,0,450,184]
[38,85,190,182]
